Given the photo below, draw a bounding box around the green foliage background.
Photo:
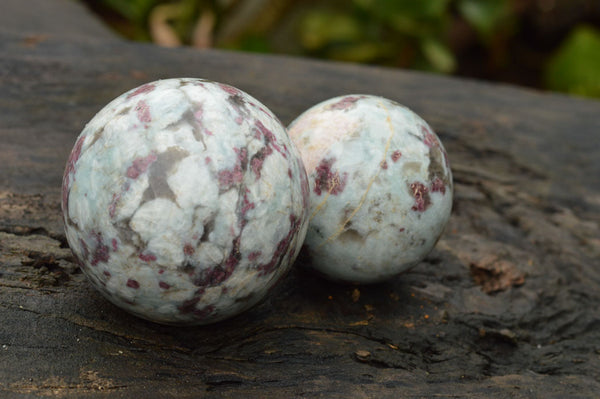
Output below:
[83,0,600,98]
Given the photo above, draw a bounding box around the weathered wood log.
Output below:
[1,0,599,397]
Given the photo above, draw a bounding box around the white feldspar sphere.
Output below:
[288,95,452,284]
[62,78,309,325]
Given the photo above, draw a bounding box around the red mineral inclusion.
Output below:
[218,83,241,96]
[126,83,156,100]
[192,304,215,319]
[193,106,203,123]
[62,134,86,211]
[139,253,157,262]
[90,243,110,266]
[218,147,248,189]
[135,100,152,123]
[255,120,286,157]
[224,237,241,273]
[391,150,402,162]
[126,152,157,179]
[421,125,439,148]
[410,182,431,212]
[79,238,90,260]
[298,161,310,209]
[108,193,120,218]
[248,251,262,261]
[257,214,301,276]
[327,96,364,111]
[183,244,195,256]
[90,231,110,266]
[218,165,243,189]
[126,279,140,289]
[314,158,347,196]
[431,177,446,195]
[250,146,273,178]
[193,236,241,288]
[241,188,256,216]
[235,147,248,167]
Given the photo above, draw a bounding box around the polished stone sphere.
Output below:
[288,95,452,283]
[62,78,309,324]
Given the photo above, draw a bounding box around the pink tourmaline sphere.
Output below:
[288,95,453,284]
[62,79,309,325]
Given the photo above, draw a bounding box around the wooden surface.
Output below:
[1,1,599,397]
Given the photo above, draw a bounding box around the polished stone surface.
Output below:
[288,95,452,283]
[62,78,309,324]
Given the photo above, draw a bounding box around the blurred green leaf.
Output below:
[232,35,272,53]
[545,25,600,98]
[354,0,450,20]
[167,0,202,42]
[421,37,456,73]
[299,10,364,50]
[354,0,450,35]
[458,0,509,39]
[328,41,396,63]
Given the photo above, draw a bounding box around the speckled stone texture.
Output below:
[62,78,309,325]
[288,95,452,283]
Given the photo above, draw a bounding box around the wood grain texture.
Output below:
[1,1,599,397]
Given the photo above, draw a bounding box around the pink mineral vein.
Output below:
[126,152,157,179]
[410,182,431,212]
[135,100,152,123]
[313,158,347,196]
[126,83,156,99]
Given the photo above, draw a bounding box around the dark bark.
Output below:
[0,0,599,397]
